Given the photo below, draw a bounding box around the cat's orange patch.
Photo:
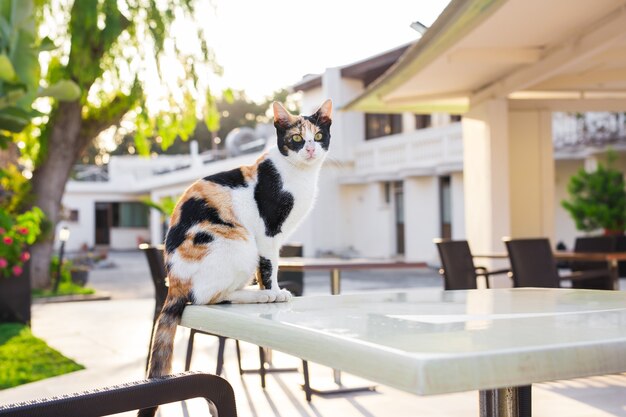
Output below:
[177,238,209,262]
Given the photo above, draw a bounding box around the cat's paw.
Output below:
[273,288,292,303]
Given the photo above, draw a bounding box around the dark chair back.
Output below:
[504,238,560,288]
[278,243,304,296]
[572,236,614,290]
[140,245,168,321]
[435,240,479,290]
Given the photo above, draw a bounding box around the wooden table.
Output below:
[474,251,626,290]
[278,257,426,295]
[180,288,626,417]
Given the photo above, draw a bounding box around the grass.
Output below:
[31,281,95,299]
[0,323,84,389]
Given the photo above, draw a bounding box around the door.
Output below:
[439,176,452,239]
[394,181,405,255]
[95,203,111,245]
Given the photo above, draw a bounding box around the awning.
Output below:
[344,0,626,114]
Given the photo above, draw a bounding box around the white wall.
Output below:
[404,177,440,263]
[340,183,394,258]
[110,227,151,250]
[58,192,149,251]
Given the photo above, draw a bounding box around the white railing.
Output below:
[353,123,463,176]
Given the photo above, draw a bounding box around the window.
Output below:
[450,114,462,122]
[111,202,148,228]
[415,114,432,130]
[365,113,402,139]
[68,209,79,222]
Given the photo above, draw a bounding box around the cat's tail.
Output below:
[138,280,191,417]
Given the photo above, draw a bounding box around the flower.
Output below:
[0,206,44,279]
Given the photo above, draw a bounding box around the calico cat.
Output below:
[138,99,332,417]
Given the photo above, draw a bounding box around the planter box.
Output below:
[70,269,89,286]
[0,264,31,325]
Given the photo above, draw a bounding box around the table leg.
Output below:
[331,268,341,295]
[300,268,376,400]
[479,386,531,417]
[609,259,619,290]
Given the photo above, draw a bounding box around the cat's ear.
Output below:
[273,102,297,129]
[312,99,332,126]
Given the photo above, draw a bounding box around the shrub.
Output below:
[0,207,44,278]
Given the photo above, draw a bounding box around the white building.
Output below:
[60,44,626,264]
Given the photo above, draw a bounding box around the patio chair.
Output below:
[571,236,614,290]
[140,245,298,388]
[434,239,509,289]
[504,237,608,288]
[0,371,237,417]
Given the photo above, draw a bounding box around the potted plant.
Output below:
[562,151,626,236]
[0,207,44,324]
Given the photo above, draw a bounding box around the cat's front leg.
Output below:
[257,251,292,303]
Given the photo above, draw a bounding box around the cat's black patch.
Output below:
[259,256,273,290]
[303,114,331,151]
[254,160,294,237]
[165,198,234,253]
[274,120,302,156]
[161,295,188,317]
[193,232,214,245]
[203,168,248,188]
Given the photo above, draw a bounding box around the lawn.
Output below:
[0,323,84,389]
[31,281,95,299]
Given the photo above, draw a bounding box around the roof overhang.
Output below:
[345,0,626,114]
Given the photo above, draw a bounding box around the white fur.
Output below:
[169,145,326,305]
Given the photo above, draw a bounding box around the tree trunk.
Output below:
[29,101,83,289]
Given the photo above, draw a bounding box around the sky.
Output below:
[202,0,451,102]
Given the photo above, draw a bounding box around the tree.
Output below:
[25,0,223,288]
[562,151,626,234]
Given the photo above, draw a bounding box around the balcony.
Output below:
[345,123,463,182]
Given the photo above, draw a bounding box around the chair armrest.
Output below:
[475,267,510,277]
[561,269,609,282]
[0,372,237,417]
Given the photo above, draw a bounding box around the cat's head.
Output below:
[272,99,332,166]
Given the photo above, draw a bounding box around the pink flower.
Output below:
[0,228,4,234]
[3,236,13,245]
[0,258,7,268]
[12,265,22,276]
[20,251,30,262]
[17,227,29,235]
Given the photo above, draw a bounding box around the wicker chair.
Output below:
[434,239,509,289]
[504,237,608,288]
[0,372,236,417]
[571,236,614,290]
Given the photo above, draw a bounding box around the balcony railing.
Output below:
[352,123,463,177]
[553,112,626,150]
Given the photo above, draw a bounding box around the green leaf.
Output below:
[204,97,220,133]
[38,80,81,101]
[222,88,234,104]
[0,54,16,82]
[38,36,56,52]
[0,106,31,132]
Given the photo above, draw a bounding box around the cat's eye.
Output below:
[292,134,303,142]
[314,132,323,141]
